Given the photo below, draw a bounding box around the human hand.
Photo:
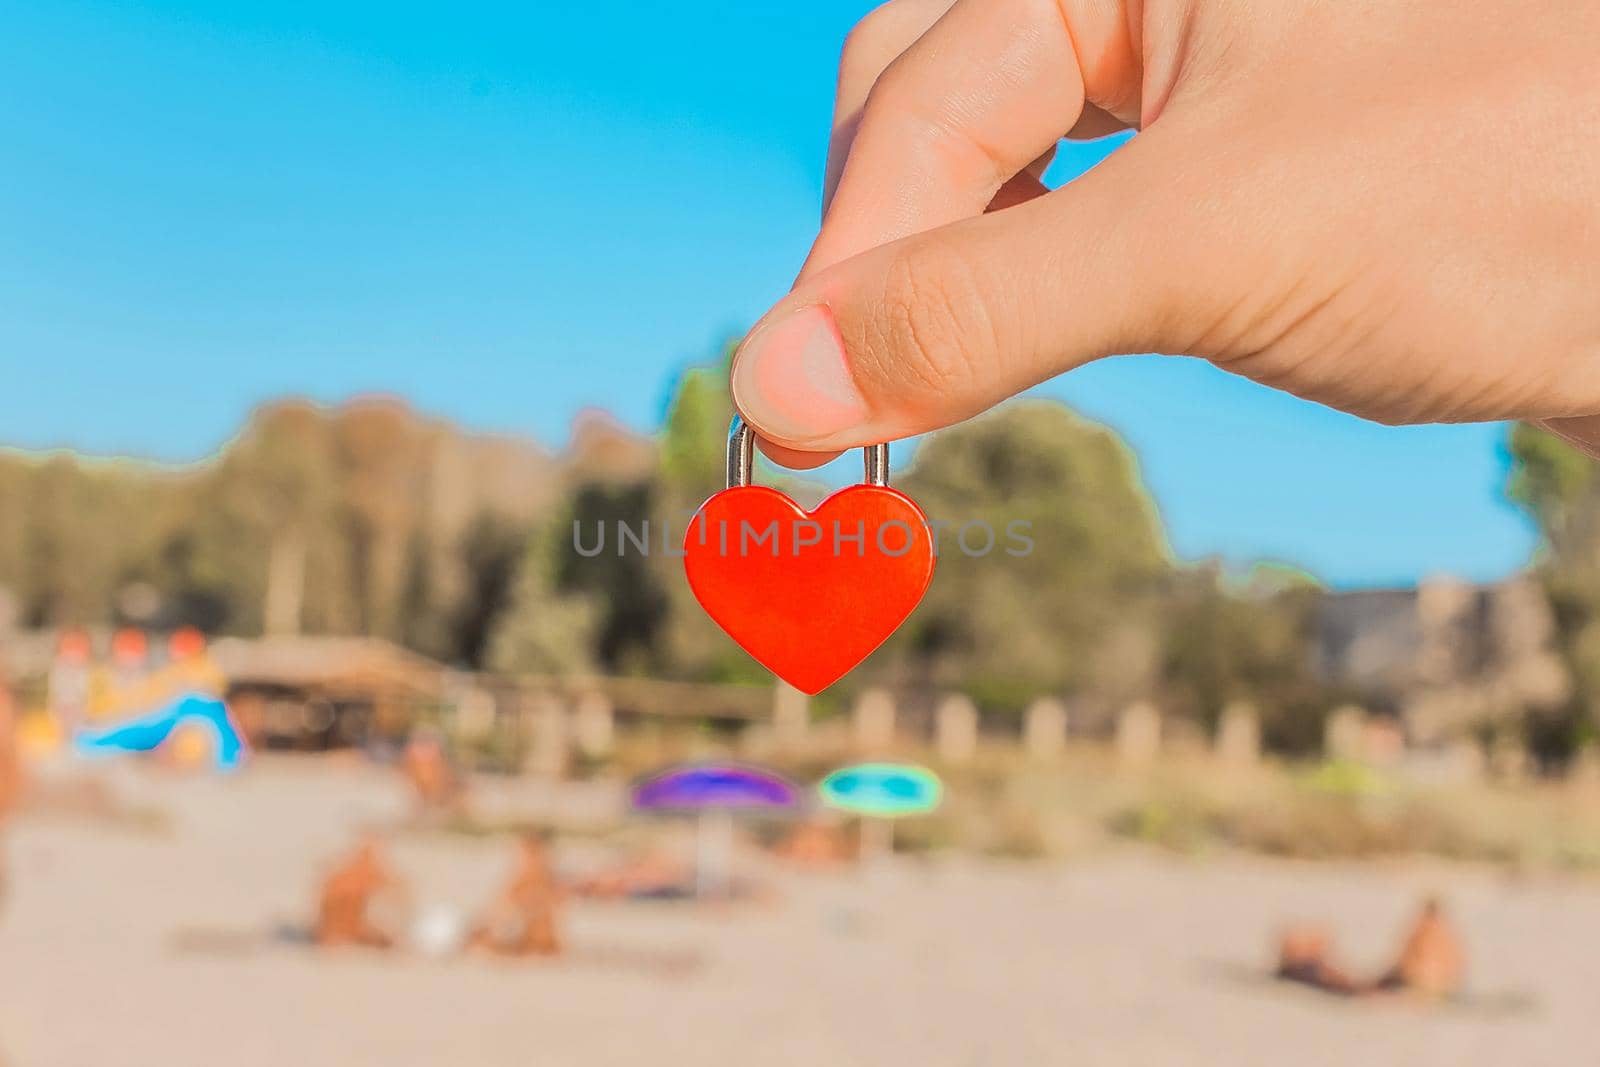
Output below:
[730,0,1600,465]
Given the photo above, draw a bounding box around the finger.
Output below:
[1535,416,1600,460]
[1066,104,1132,141]
[1023,148,1055,180]
[802,0,1088,279]
[985,149,1056,212]
[986,171,1050,212]
[731,132,1206,451]
[747,147,1063,467]
[754,437,840,470]
[823,0,954,217]
[761,0,1085,468]
[762,0,953,472]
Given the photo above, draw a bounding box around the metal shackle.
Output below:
[726,416,888,490]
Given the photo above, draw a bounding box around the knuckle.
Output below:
[840,2,911,70]
[857,54,914,120]
[858,244,990,409]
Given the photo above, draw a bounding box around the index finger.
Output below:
[802,0,1088,279]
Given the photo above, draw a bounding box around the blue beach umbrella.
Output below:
[818,762,943,862]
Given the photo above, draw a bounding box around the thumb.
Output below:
[730,134,1208,452]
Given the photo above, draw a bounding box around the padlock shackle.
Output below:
[726,417,888,489]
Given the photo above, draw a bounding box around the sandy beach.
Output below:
[1,758,1594,1067]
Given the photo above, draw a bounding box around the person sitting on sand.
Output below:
[315,837,408,950]
[401,729,464,816]
[1372,897,1465,999]
[0,670,20,826]
[0,669,20,905]
[1275,895,1464,999]
[467,832,563,957]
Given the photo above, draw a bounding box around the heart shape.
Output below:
[683,484,936,694]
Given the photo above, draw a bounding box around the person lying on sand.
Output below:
[771,820,854,869]
[1276,896,1464,1000]
[1274,927,1364,996]
[573,849,693,901]
[467,832,563,957]
[315,837,409,950]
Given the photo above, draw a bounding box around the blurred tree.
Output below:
[489,516,600,677]
[1508,423,1598,556]
[203,399,343,635]
[888,401,1171,711]
[0,362,1364,763]
[0,457,175,628]
[0,397,562,650]
[658,342,735,495]
[649,343,774,683]
[537,480,668,674]
[447,515,528,668]
[332,401,428,641]
[1507,422,1600,750]
[1157,564,1331,753]
[396,530,446,657]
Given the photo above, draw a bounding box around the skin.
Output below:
[0,673,18,908]
[402,733,463,814]
[315,838,407,950]
[729,0,1600,464]
[0,673,19,826]
[468,834,563,957]
[1277,897,1464,999]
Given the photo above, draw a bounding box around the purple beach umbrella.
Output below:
[630,762,800,898]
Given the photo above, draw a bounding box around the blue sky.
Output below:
[0,0,1537,588]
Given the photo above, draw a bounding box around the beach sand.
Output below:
[0,758,1593,1067]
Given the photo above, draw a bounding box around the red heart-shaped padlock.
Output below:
[683,425,935,695]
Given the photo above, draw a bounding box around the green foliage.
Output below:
[1507,421,1595,545]
[658,341,735,495]
[648,342,772,684]
[488,517,599,676]
[559,481,671,673]
[1507,423,1600,737]
[0,453,188,627]
[490,342,741,681]
[449,516,527,666]
[0,344,1345,758]
[1302,759,1392,798]
[887,401,1171,706]
[1157,567,1331,749]
[0,399,549,665]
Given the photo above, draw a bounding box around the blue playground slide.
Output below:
[75,692,247,771]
